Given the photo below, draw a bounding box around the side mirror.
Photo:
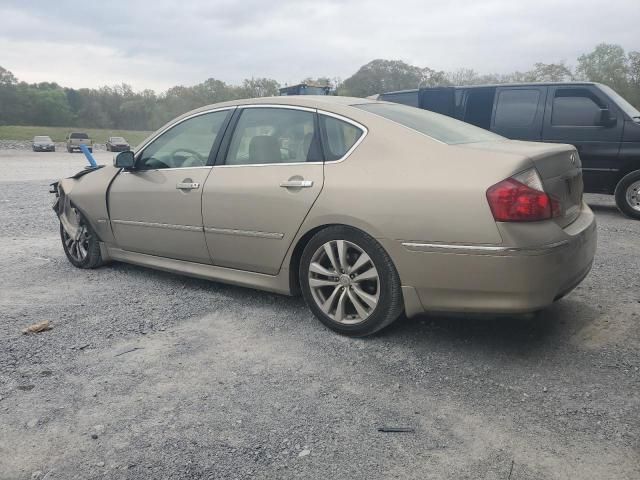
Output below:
[598,108,617,127]
[114,150,135,169]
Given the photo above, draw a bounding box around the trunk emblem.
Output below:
[570,153,577,166]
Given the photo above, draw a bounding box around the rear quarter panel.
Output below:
[299,109,532,247]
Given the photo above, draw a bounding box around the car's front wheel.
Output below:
[300,226,404,336]
[59,211,104,269]
[614,170,640,220]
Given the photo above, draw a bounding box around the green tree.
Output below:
[525,62,573,82]
[238,77,280,98]
[576,43,629,92]
[339,59,447,97]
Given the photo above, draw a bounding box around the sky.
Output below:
[0,0,637,92]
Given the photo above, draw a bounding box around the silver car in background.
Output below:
[32,135,55,152]
[52,96,596,336]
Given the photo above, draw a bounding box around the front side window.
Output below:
[355,102,503,145]
[494,89,540,127]
[225,108,319,165]
[138,110,229,169]
[551,88,603,126]
[320,115,363,160]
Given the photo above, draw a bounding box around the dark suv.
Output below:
[379,83,640,219]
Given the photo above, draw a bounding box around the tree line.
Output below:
[0,43,638,131]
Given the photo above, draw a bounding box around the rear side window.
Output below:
[320,115,364,161]
[354,102,503,145]
[70,133,89,139]
[551,89,603,126]
[494,89,540,127]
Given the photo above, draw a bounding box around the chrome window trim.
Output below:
[214,162,323,169]
[133,106,236,158]
[317,109,369,164]
[204,227,284,239]
[401,240,571,256]
[111,219,203,232]
[219,105,368,167]
[237,104,317,113]
[121,166,213,174]
[134,104,369,170]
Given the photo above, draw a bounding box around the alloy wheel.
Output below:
[307,240,380,325]
[61,211,91,262]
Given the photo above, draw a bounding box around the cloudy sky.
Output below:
[0,0,637,92]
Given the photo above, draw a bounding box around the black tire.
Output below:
[299,225,404,336]
[60,214,104,269]
[614,170,640,220]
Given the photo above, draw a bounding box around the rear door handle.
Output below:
[176,182,200,190]
[280,180,313,188]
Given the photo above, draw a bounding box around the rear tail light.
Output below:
[486,168,560,222]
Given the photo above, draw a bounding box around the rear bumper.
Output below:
[392,203,597,317]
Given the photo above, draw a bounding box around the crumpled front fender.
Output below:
[51,165,121,244]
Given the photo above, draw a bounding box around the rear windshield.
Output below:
[353,102,504,145]
[70,133,89,139]
[34,136,51,141]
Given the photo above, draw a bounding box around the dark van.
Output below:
[379,83,640,219]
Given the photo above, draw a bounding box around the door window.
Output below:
[320,115,363,160]
[494,89,540,127]
[225,108,320,165]
[551,89,603,126]
[138,110,229,169]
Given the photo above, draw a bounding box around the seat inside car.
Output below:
[249,135,281,163]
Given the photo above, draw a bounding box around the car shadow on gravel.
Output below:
[588,203,621,215]
[108,262,600,358]
[377,298,600,356]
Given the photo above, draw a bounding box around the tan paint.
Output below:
[58,95,597,318]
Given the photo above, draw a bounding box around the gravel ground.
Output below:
[0,148,639,480]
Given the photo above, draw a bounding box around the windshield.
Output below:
[599,84,640,120]
[34,136,51,142]
[70,133,89,139]
[111,137,126,142]
[354,102,504,145]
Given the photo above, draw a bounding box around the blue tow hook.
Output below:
[79,144,98,168]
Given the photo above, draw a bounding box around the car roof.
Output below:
[171,95,381,123]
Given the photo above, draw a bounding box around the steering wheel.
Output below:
[169,148,205,166]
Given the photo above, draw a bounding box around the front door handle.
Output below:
[280,180,313,188]
[176,182,200,190]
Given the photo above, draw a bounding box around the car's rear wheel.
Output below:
[614,170,640,220]
[59,210,104,269]
[299,226,404,336]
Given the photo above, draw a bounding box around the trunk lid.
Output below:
[460,140,584,228]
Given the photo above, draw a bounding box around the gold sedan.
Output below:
[53,96,596,336]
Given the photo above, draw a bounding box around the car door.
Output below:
[542,85,623,193]
[108,108,233,263]
[202,106,324,275]
[491,86,547,140]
